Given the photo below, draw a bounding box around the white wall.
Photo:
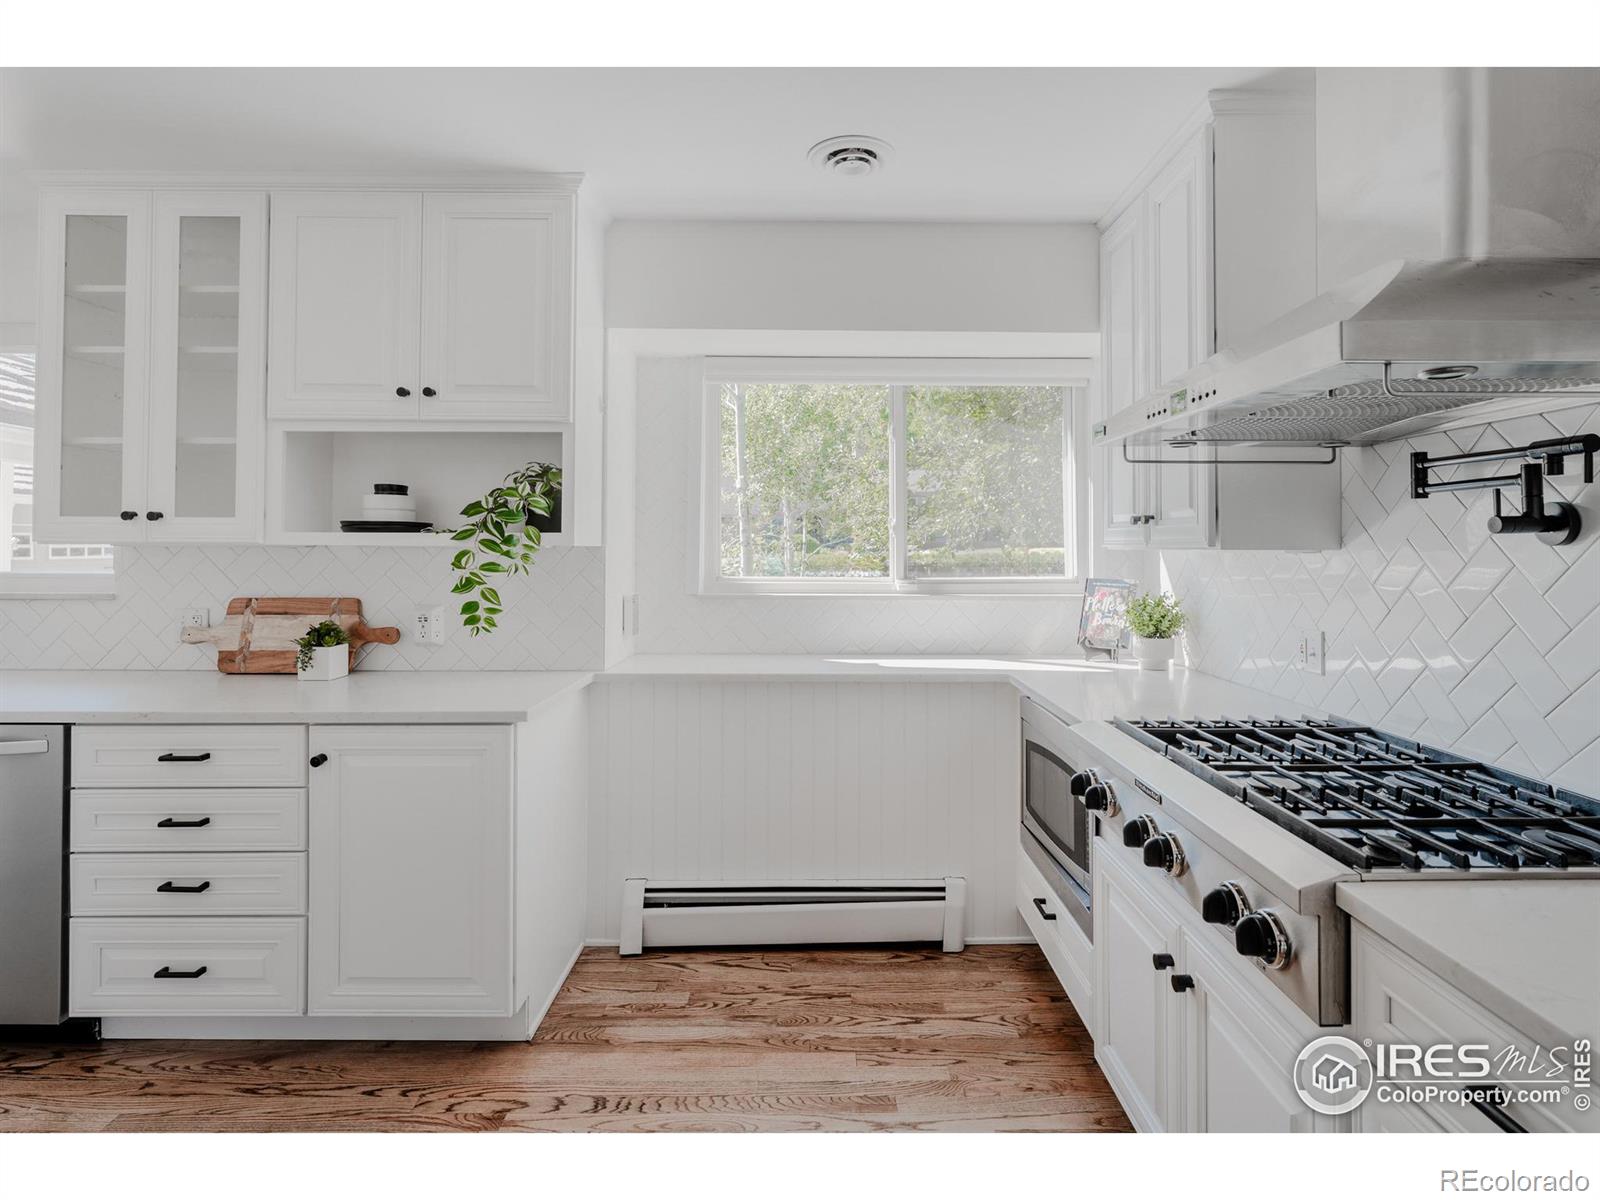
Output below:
[586,679,1025,943]
[1161,403,1600,794]
[607,220,1099,332]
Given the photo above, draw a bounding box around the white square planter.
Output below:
[297,645,350,681]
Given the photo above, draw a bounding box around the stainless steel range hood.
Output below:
[1099,257,1600,448]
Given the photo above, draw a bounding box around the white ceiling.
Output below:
[0,67,1274,222]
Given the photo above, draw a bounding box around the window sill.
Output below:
[0,573,116,600]
[700,579,1086,599]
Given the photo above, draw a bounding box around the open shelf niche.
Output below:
[268,426,569,547]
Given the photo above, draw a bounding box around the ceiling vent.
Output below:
[808,135,893,178]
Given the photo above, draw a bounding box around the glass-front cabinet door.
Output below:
[34,190,151,544]
[34,188,265,545]
[145,192,266,541]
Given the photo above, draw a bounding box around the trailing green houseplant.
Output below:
[1125,591,1185,672]
[438,461,562,635]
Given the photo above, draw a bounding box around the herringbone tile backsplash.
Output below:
[0,544,605,671]
[1162,402,1600,794]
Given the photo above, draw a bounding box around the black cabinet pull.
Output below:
[1467,1087,1528,1133]
[309,753,328,768]
[156,816,211,828]
[157,880,212,894]
[1152,953,1175,970]
[119,510,138,521]
[1031,897,1057,921]
[157,751,211,763]
[395,387,411,397]
[1170,974,1195,993]
[421,387,436,397]
[153,965,207,980]
[146,511,164,521]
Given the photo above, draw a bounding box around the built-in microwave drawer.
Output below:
[72,725,307,789]
[70,853,307,917]
[71,789,307,852]
[68,917,306,1017]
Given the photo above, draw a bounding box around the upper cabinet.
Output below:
[1095,87,1319,552]
[269,190,574,423]
[34,188,266,545]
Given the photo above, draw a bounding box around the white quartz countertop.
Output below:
[600,654,1320,724]
[1336,880,1600,1048]
[0,669,594,724]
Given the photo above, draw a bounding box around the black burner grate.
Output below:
[1115,717,1600,873]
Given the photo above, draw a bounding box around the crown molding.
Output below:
[29,169,585,193]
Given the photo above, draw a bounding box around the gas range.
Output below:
[1116,717,1600,877]
[1052,713,1600,1029]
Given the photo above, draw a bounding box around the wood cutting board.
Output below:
[181,597,401,674]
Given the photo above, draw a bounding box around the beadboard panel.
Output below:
[1160,402,1600,793]
[633,356,1145,655]
[0,544,604,671]
[586,680,1026,943]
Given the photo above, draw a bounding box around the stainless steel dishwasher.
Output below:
[0,725,68,1025]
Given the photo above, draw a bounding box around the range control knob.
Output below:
[1068,769,1098,797]
[1141,832,1186,876]
[1234,909,1293,970]
[1082,781,1120,816]
[1201,881,1250,927]
[1122,814,1158,849]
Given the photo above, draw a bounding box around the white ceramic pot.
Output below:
[297,644,350,681]
[1133,635,1175,672]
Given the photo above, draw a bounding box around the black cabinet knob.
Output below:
[1170,974,1195,993]
[146,511,164,521]
[396,387,411,397]
[1122,814,1157,849]
[421,387,437,397]
[120,510,138,520]
[1151,953,1174,971]
[309,753,328,768]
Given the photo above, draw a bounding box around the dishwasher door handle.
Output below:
[0,739,50,756]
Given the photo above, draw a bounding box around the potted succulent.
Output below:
[296,619,351,681]
[438,461,562,635]
[1126,592,1185,672]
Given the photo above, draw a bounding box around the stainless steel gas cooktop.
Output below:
[1114,717,1600,876]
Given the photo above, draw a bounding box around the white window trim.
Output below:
[697,357,1094,597]
[0,343,117,600]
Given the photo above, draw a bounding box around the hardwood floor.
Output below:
[0,945,1131,1132]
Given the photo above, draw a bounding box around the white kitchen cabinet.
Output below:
[34,188,266,544]
[269,190,573,422]
[1097,201,1149,549]
[1177,930,1318,1132]
[1093,843,1180,1131]
[266,191,422,420]
[307,724,515,1016]
[420,192,574,421]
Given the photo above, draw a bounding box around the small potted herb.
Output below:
[296,619,351,681]
[1126,592,1185,672]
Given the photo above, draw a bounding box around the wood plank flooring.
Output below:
[0,945,1131,1132]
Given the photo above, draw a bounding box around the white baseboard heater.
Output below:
[618,877,967,956]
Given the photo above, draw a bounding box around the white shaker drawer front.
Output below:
[69,918,306,1016]
[70,853,307,916]
[71,789,307,851]
[72,725,308,788]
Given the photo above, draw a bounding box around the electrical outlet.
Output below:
[179,607,208,633]
[413,608,433,645]
[1297,629,1326,675]
[427,606,447,643]
[623,594,640,637]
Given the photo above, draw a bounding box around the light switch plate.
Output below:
[1297,629,1325,675]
